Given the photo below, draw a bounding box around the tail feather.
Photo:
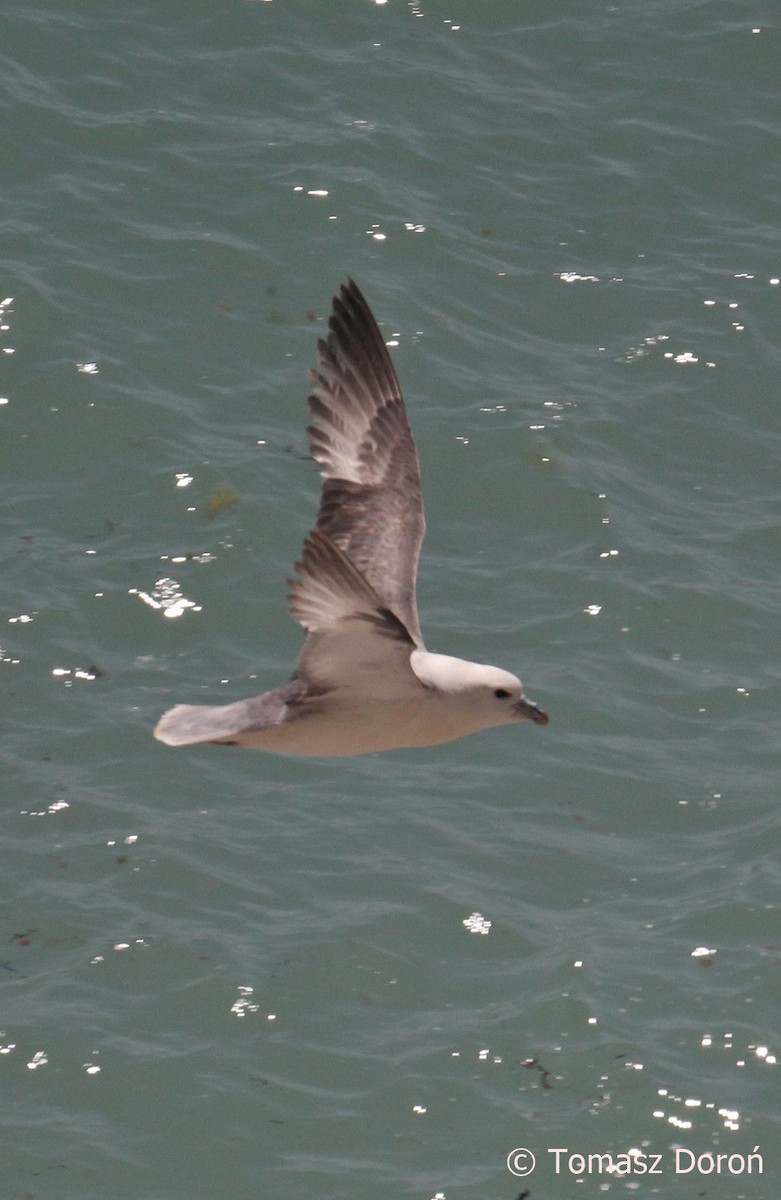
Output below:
[154,703,246,746]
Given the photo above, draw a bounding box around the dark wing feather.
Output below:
[304,279,425,647]
[288,529,418,695]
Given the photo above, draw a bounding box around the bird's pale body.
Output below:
[157,651,535,756]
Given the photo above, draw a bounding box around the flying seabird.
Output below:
[154,279,548,756]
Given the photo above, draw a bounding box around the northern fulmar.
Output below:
[154,279,548,756]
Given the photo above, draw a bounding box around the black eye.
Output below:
[493,688,512,699]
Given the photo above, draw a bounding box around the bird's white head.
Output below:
[410,650,548,732]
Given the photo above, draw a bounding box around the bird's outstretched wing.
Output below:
[304,279,425,646]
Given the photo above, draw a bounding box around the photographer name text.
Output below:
[506,1144,763,1178]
